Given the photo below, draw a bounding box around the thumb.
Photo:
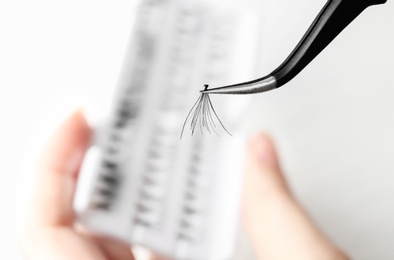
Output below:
[30,110,91,227]
[242,134,348,260]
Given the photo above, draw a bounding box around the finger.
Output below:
[242,134,348,260]
[95,237,135,260]
[149,254,169,260]
[22,227,108,260]
[29,110,91,227]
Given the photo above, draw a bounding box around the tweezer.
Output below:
[201,0,387,95]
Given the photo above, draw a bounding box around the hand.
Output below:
[20,109,348,260]
[21,111,136,260]
[242,134,349,260]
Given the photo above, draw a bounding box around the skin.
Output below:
[20,110,349,260]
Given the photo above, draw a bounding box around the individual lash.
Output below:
[180,84,231,139]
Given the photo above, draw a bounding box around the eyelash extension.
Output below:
[180,84,232,139]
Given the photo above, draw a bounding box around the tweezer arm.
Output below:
[202,0,387,95]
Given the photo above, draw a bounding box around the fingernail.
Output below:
[254,135,277,167]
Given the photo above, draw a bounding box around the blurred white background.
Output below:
[1,0,394,259]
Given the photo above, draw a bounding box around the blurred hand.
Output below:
[242,134,349,260]
[20,110,349,260]
[21,111,135,260]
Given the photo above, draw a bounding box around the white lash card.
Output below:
[74,0,263,259]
